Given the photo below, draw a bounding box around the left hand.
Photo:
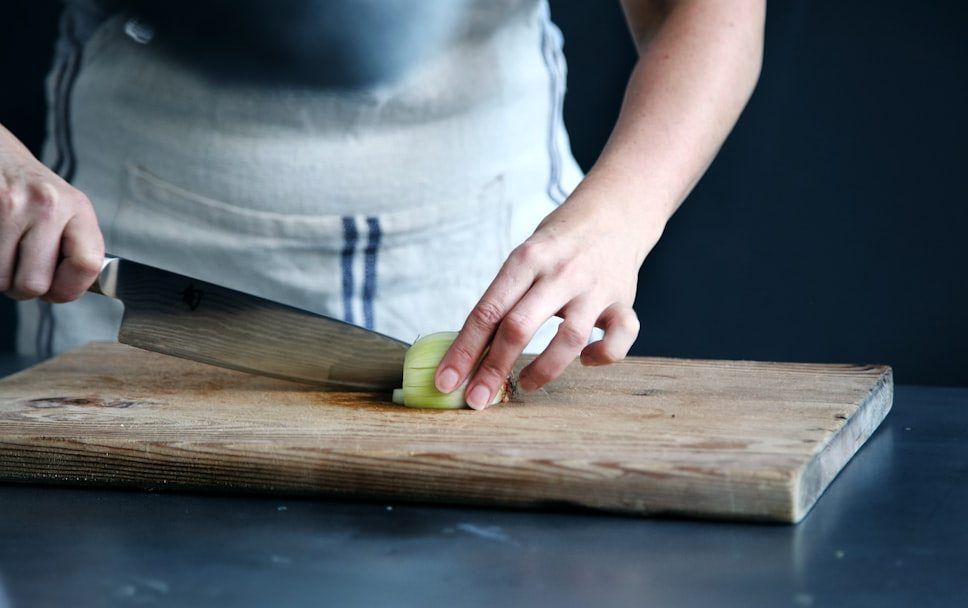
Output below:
[434,177,665,409]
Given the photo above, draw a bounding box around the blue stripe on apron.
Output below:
[342,216,381,330]
[340,216,359,324]
[362,217,381,330]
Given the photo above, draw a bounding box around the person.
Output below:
[0,0,764,409]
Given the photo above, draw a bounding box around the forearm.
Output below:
[577,0,765,252]
[427,1,764,404]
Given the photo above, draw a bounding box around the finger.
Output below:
[7,220,64,300]
[434,256,537,394]
[0,224,25,295]
[580,303,640,366]
[44,211,104,303]
[518,299,597,392]
[465,280,564,409]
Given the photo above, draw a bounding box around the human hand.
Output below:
[1,126,104,302]
[434,177,665,409]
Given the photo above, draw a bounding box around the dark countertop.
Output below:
[0,356,965,608]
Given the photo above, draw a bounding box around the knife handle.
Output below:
[87,256,120,298]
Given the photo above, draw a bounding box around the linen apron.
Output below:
[18,0,584,358]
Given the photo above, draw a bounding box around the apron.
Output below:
[18,0,584,358]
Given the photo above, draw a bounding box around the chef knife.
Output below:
[87,256,408,390]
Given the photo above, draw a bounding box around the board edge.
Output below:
[791,366,894,523]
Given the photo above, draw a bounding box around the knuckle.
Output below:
[30,194,58,222]
[70,252,103,278]
[476,358,509,384]
[549,256,576,277]
[556,323,588,350]
[0,190,17,216]
[513,241,544,267]
[470,299,504,329]
[499,312,533,345]
[448,341,479,369]
[2,188,30,215]
[622,309,641,333]
[32,182,58,204]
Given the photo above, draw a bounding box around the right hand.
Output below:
[1,125,104,303]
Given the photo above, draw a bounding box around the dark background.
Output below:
[2,1,966,385]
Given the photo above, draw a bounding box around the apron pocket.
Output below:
[112,165,512,338]
[112,164,348,317]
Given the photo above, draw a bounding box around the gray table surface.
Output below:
[0,356,965,608]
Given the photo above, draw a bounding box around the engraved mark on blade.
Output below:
[180,283,204,311]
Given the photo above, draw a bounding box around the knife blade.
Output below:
[88,256,408,390]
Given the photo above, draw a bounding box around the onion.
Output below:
[392,331,511,409]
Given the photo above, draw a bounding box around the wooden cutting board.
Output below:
[0,342,892,523]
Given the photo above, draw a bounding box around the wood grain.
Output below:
[0,342,893,522]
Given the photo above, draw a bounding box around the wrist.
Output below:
[568,165,670,264]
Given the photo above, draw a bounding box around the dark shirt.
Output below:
[63,0,470,87]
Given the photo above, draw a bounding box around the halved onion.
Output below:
[392,331,510,409]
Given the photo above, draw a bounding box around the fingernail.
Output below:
[466,384,491,410]
[436,367,460,393]
[518,376,537,392]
